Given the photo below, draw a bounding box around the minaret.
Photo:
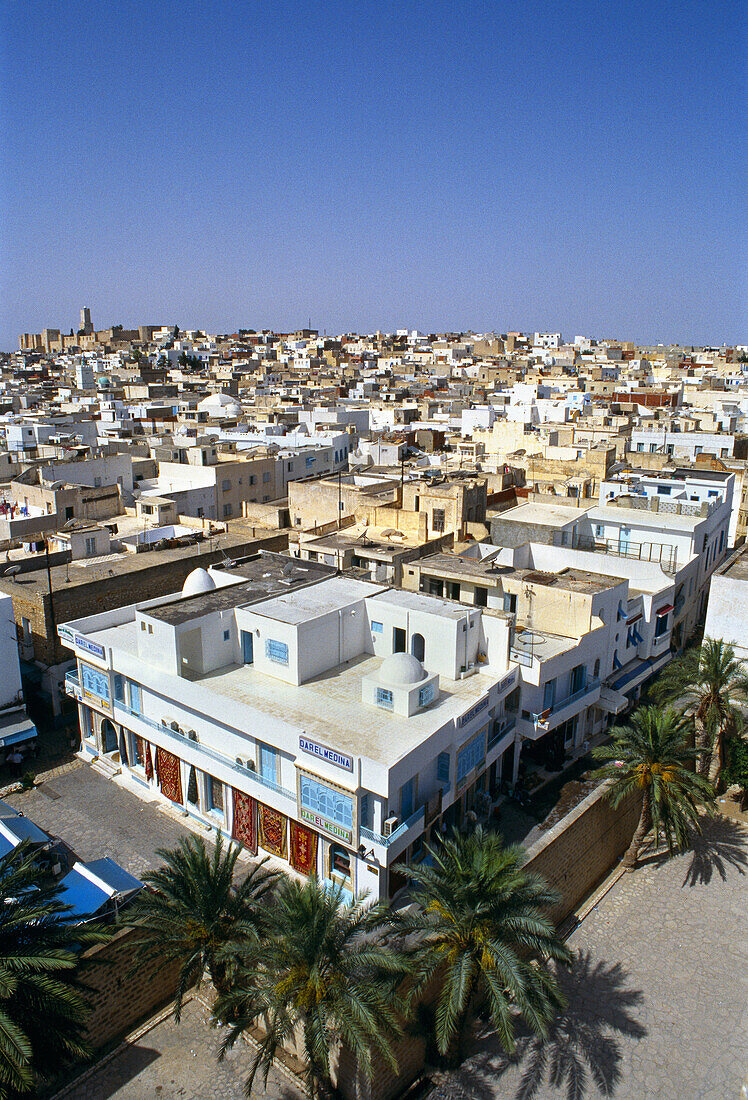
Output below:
[80,307,93,335]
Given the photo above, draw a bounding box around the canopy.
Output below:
[57,868,110,920]
[0,817,49,848]
[0,712,37,749]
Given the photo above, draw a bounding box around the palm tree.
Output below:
[593,705,715,870]
[131,833,278,1021]
[393,827,571,1063]
[0,841,106,1096]
[651,636,748,781]
[216,877,407,1099]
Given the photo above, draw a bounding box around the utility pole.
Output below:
[337,470,342,529]
[45,539,57,643]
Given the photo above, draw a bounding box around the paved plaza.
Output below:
[430,814,748,1100]
[56,995,304,1100]
[5,761,207,879]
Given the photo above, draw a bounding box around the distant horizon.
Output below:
[5,309,744,355]
[2,0,745,353]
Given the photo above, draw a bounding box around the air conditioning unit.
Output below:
[383,815,399,837]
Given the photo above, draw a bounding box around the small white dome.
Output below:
[198,392,240,413]
[378,652,427,686]
[181,567,216,596]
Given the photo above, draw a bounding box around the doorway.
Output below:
[393,627,406,653]
[411,633,425,662]
[241,630,254,664]
[101,719,118,755]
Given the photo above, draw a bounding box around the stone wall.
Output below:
[523,780,641,924]
[78,925,181,1050]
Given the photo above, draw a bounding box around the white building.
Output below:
[62,554,520,901]
[704,544,748,665]
[0,593,37,763]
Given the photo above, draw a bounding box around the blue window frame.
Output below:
[266,639,289,665]
[418,684,435,708]
[81,663,109,702]
[113,674,125,703]
[376,687,393,710]
[437,751,450,785]
[371,621,383,635]
[223,629,230,641]
[259,743,277,782]
[360,792,369,826]
[300,774,353,829]
[129,682,141,715]
[456,730,486,785]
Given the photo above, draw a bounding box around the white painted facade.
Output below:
[61,558,520,901]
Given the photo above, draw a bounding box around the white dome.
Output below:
[181,567,217,596]
[378,652,427,686]
[197,393,241,415]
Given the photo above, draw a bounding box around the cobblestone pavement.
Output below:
[429,815,748,1100]
[57,996,305,1100]
[5,761,202,878]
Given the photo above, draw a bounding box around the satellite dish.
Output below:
[3,565,21,581]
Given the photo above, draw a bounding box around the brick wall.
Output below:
[522,780,641,924]
[78,925,181,1050]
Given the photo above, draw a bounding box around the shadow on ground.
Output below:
[681,813,748,887]
[450,951,647,1100]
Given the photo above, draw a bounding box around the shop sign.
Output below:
[299,736,353,772]
[299,807,353,845]
[76,635,105,660]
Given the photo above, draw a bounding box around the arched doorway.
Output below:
[411,633,425,662]
[101,718,117,754]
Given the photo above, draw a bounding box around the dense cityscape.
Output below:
[0,315,745,1097]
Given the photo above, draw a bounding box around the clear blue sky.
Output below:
[1,0,745,350]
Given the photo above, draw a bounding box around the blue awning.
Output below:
[57,868,110,920]
[0,713,37,749]
[0,817,50,847]
[84,858,143,898]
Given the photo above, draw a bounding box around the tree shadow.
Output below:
[451,952,647,1100]
[681,814,748,887]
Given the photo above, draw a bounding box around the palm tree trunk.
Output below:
[707,722,724,786]
[694,715,710,777]
[622,789,651,870]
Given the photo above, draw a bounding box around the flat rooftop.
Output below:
[493,502,589,527]
[715,544,748,582]
[195,652,494,766]
[144,555,336,625]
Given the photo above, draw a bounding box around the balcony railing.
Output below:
[533,678,600,725]
[360,804,425,848]
[487,715,516,750]
[113,700,297,803]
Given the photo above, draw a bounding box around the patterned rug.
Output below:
[156,747,183,803]
[258,803,288,859]
[290,820,317,876]
[232,788,257,854]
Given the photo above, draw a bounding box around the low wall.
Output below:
[78,925,181,1050]
[523,780,641,924]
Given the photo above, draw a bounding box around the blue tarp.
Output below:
[0,817,49,847]
[57,868,110,920]
[84,858,143,897]
[0,715,37,749]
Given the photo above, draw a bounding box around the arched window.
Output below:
[593,658,600,679]
[411,633,425,662]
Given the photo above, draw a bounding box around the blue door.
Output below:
[242,631,254,664]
